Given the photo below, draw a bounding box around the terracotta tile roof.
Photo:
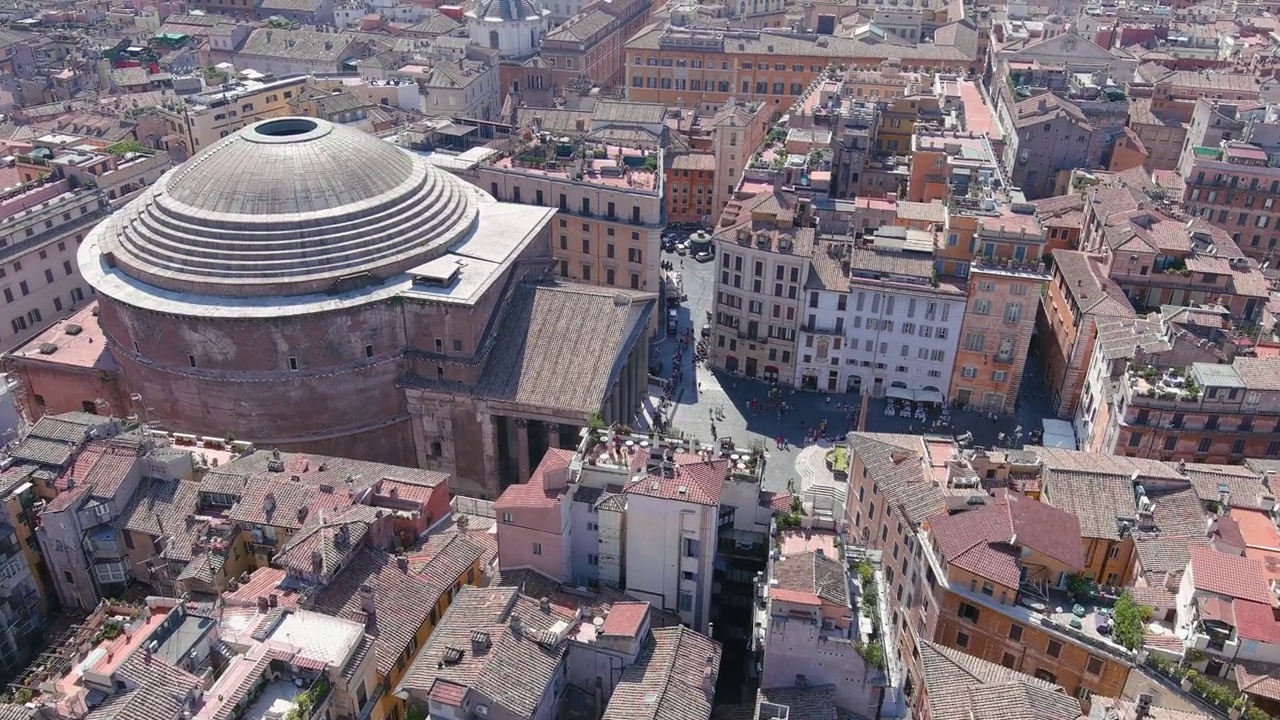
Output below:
[494,567,683,631]
[601,627,720,720]
[476,283,654,415]
[275,504,380,581]
[928,492,1082,587]
[114,478,204,561]
[219,449,447,531]
[396,586,569,716]
[1190,546,1272,603]
[1236,661,1280,702]
[92,653,202,720]
[313,546,450,677]
[599,601,650,637]
[753,686,836,720]
[1195,465,1271,508]
[1044,471,1136,538]
[1232,599,1280,644]
[224,567,301,609]
[847,433,944,527]
[917,641,1080,720]
[772,550,849,607]
[622,457,727,507]
[1051,250,1134,319]
[496,449,574,510]
[1034,445,1182,479]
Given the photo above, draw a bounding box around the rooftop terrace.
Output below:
[491,140,660,192]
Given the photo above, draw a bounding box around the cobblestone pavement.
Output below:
[649,248,1060,495]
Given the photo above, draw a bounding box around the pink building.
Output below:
[494,448,576,580]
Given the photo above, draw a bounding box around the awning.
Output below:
[435,123,478,137]
[915,389,945,404]
[886,386,913,400]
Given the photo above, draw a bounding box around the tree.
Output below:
[1113,591,1151,650]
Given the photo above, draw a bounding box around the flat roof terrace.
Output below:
[492,141,660,192]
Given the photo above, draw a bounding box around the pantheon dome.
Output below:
[94,116,479,298]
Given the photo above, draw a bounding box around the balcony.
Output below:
[801,321,841,336]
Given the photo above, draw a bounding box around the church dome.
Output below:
[95,117,478,297]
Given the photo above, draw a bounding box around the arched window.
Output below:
[489,30,500,49]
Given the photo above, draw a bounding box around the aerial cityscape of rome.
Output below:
[0,0,1276,717]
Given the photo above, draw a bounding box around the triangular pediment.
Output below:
[1010,31,1119,63]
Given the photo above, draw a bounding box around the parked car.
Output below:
[675,242,689,255]
[694,250,713,262]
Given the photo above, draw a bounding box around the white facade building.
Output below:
[795,235,964,399]
[466,0,549,61]
[622,487,717,631]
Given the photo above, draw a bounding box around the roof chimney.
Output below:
[510,614,523,637]
[539,596,551,613]
[359,584,376,615]
[396,555,410,572]
[1134,692,1153,720]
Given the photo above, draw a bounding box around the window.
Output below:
[1086,656,1104,676]
[188,354,196,368]
[356,682,369,712]
[365,344,374,358]
[958,602,980,622]
[43,269,53,284]
[501,512,513,523]
[955,631,970,648]
[1047,640,1062,658]
[1009,624,1023,641]
[684,537,700,557]
[532,542,542,555]
[678,591,693,612]
[1001,653,1016,668]
[1034,669,1057,684]
[1198,437,1212,453]
[288,356,298,371]
[962,366,977,379]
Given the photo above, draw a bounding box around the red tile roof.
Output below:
[496,449,574,510]
[1190,547,1273,604]
[224,567,301,609]
[599,601,650,637]
[928,492,1083,588]
[623,456,726,507]
[1233,600,1280,644]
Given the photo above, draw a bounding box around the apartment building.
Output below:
[624,25,979,113]
[1079,184,1270,322]
[997,92,1128,200]
[952,256,1048,412]
[665,153,717,224]
[709,190,815,382]
[1179,115,1280,263]
[1174,97,1251,177]
[795,229,965,398]
[1125,97,1188,173]
[788,78,880,201]
[915,641,1085,720]
[154,74,308,156]
[755,529,885,714]
[1038,249,1136,418]
[398,582,720,720]
[1085,355,1280,463]
[494,430,772,633]
[841,434,1137,711]
[37,437,147,611]
[476,134,664,333]
[0,178,108,350]
[539,0,652,89]
[15,139,174,207]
